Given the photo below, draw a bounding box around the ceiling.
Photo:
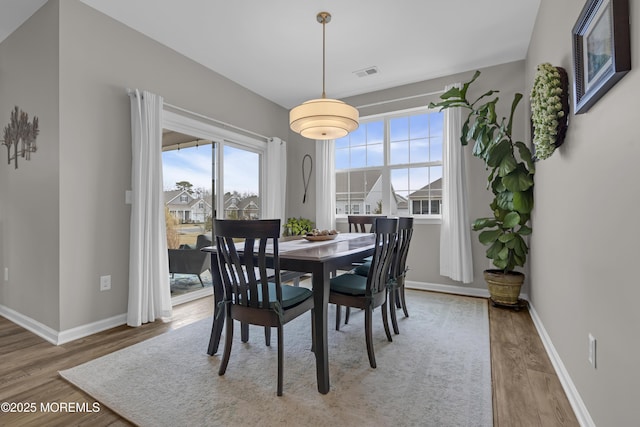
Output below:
[1,0,541,109]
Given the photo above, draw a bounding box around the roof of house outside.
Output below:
[408,178,443,200]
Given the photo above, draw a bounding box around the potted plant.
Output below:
[282,217,315,237]
[429,71,535,307]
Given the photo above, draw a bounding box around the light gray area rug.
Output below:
[60,290,492,427]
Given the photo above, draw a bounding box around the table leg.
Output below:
[311,264,331,394]
[207,253,224,356]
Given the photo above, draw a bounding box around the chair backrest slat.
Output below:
[392,217,414,281]
[347,215,387,233]
[214,219,281,310]
[366,217,398,296]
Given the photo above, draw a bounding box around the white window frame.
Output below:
[163,109,267,220]
[334,106,443,225]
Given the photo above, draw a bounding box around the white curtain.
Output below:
[315,139,336,231]
[127,89,172,327]
[439,83,474,283]
[265,137,287,221]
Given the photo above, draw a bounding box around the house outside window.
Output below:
[335,107,443,218]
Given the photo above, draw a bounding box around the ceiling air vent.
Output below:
[354,66,379,78]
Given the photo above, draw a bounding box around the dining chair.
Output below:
[341,215,387,324]
[329,217,398,368]
[214,219,315,396]
[354,217,414,335]
[347,215,386,233]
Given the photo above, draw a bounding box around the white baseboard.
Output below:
[527,304,595,427]
[0,304,60,345]
[171,286,213,306]
[57,313,127,345]
[406,280,491,298]
[0,303,127,345]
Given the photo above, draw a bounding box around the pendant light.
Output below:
[289,12,359,140]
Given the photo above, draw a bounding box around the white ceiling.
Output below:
[1,0,541,109]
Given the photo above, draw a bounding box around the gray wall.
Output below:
[1,0,291,331]
[0,0,61,329]
[526,1,639,425]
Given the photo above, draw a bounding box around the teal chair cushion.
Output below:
[353,261,371,277]
[330,273,367,296]
[255,283,312,308]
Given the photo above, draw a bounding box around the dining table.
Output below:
[202,232,375,394]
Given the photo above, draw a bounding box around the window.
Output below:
[222,144,261,220]
[162,108,267,306]
[163,109,267,224]
[335,107,443,217]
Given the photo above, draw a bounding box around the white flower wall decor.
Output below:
[530,63,569,160]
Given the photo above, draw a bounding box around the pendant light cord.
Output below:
[321,17,326,99]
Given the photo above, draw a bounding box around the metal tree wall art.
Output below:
[1,106,40,169]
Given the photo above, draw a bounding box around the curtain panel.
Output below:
[264,137,287,222]
[439,83,474,283]
[127,89,172,326]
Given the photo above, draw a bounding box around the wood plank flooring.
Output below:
[0,292,579,426]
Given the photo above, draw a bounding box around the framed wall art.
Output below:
[572,0,631,114]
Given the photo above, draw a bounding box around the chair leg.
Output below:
[335,304,342,331]
[345,307,350,324]
[381,297,393,342]
[388,288,400,335]
[277,325,283,396]
[399,285,409,317]
[218,316,234,376]
[395,288,401,308]
[364,307,376,369]
[310,309,316,353]
[265,326,271,346]
[198,274,204,287]
[241,322,249,342]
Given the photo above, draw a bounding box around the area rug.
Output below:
[60,290,492,427]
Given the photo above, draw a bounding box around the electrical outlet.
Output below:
[588,333,597,369]
[100,275,111,291]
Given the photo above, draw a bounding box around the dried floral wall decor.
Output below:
[1,106,40,169]
[530,63,569,160]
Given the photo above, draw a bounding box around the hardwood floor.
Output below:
[0,292,579,426]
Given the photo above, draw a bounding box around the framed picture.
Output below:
[572,0,631,114]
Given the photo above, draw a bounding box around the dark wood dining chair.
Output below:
[385,217,413,333]
[347,215,386,233]
[353,217,414,334]
[329,217,398,368]
[341,215,387,324]
[214,219,315,396]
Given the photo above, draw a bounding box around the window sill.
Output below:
[335,216,441,226]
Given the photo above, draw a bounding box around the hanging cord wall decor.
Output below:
[1,106,39,169]
[302,154,313,203]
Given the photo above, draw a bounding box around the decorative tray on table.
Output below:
[303,230,339,242]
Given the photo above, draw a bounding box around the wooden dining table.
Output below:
[202,232,375,394]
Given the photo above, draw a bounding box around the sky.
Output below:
[162,145,212,191]
[162,144,259,195]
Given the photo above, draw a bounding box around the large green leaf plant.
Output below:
[429,71,534,273]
